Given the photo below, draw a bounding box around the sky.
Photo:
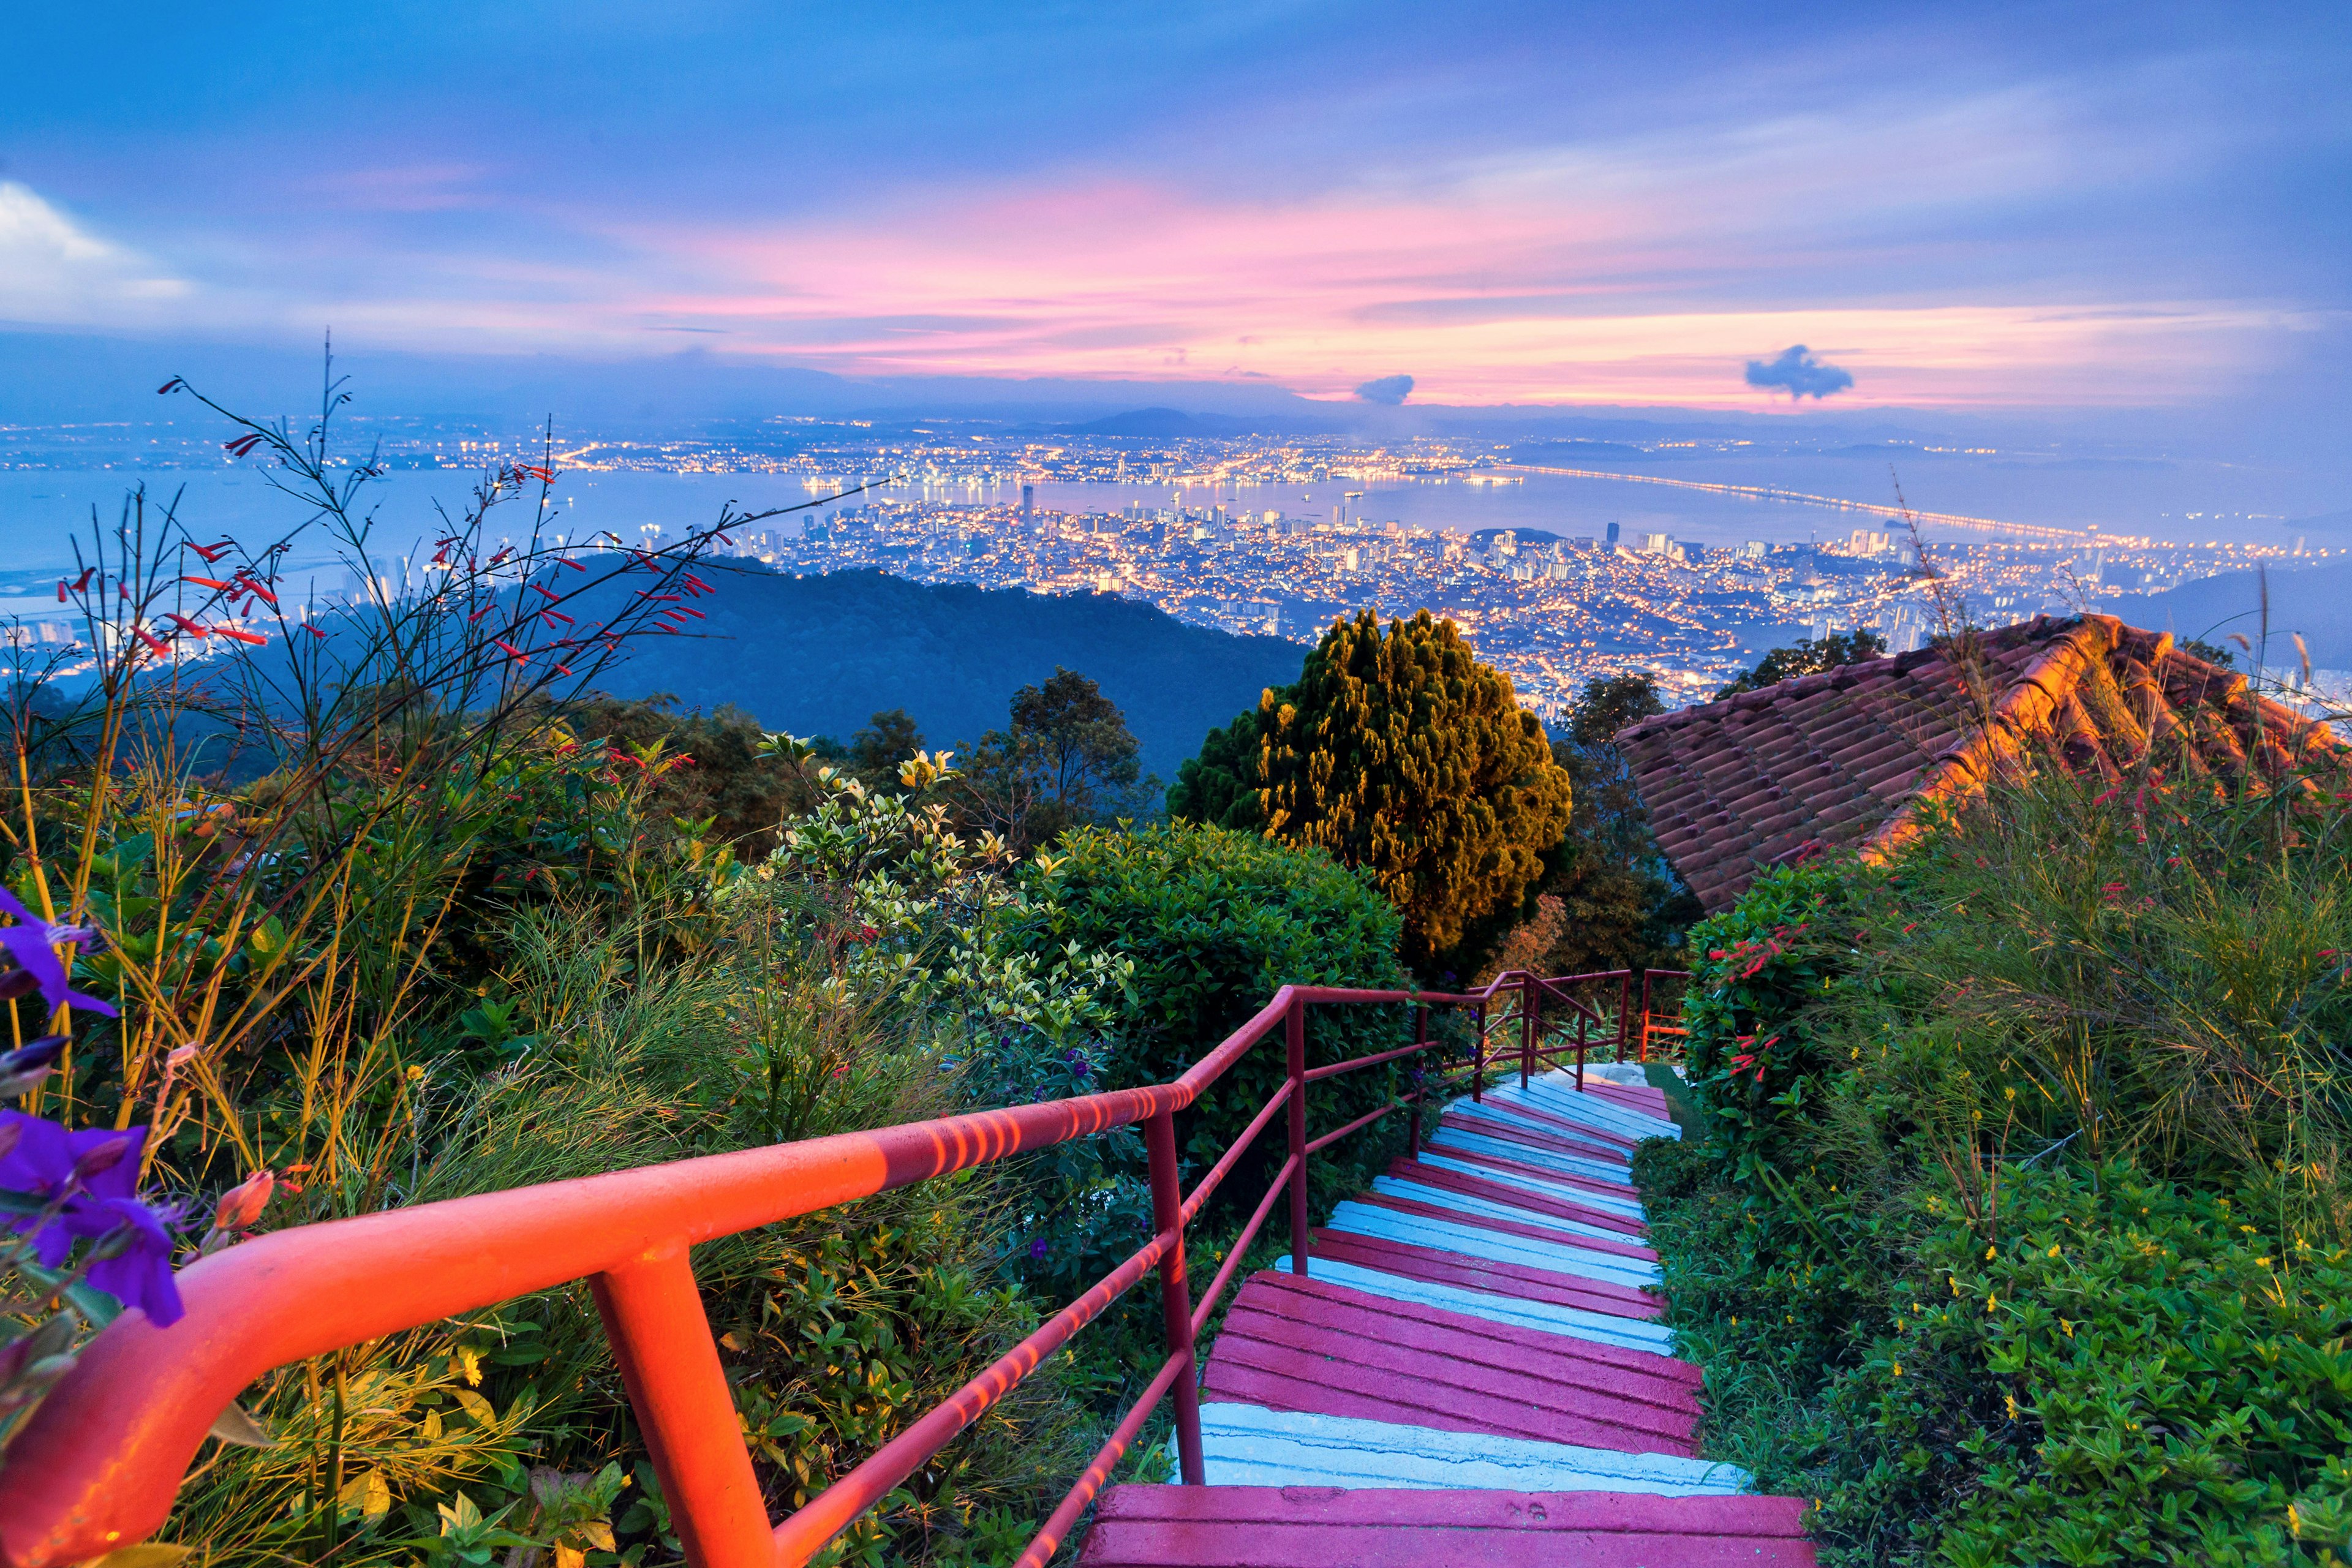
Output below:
[2,1,2347,427]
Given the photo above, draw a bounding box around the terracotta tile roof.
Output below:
[1617,614,2343,913]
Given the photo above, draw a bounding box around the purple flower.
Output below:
[0,1112,183,1325]
[1028,1237,1050,1261]
[0,889,117,1020]
[77,1194,183,1326]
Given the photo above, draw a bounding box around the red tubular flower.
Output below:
[163,613,209,638]
[304,624,330,641]
[540,611,573,627]
[555,663,576,677]
[157,378,184,394]
[494,639,529,663]
[214,627,268,646]
[468,608,491,624]
[531,583,560,601]
[135,627,170,656]
[72,568,93,592]
[212,1169,274,1234]
[182,576,233,591]
[676,605,706,619]
[237,578,278,606]
[222,434,265,457]
[188,541,231,564]
[54,582,65,603]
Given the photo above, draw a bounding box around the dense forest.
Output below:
[580,567,1305,779]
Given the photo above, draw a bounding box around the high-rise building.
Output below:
[1605,521,1621,545]
[1020,483,1035,521]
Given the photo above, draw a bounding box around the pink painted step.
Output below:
[1354,1190,1658,1263]
[1384,1159,1650,1240]
[1585,1080,1675,1118]
[1203,1273,1698,1452]
[1231,1272,1698,1390]
[1079,1486,1818,1567]
[1310,1231,1664,1319]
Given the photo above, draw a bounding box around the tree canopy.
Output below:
[1164,699,1282,832]
[1532,673,1698,973]
[1259,611,1572,968]
[955,667,1146,851]
[1714,628,1888,699]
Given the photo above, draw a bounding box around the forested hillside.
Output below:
[589,567,1305,775]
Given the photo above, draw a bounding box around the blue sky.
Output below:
[2,2,2346,424]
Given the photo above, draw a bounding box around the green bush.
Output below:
[1638,761,2352,1567]
[1013,821,1417,1208]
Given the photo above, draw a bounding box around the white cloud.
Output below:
[0,182,189,321]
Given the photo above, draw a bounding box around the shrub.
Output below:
[1012,822,1415,1208]
[1638,761,2352,1566]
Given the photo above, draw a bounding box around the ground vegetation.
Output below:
[1635,753,2352,1566]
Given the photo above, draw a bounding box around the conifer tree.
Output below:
[1259,611,1572,966]
[1166,696,1286,831]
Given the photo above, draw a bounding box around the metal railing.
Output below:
[0,967,1686,1568]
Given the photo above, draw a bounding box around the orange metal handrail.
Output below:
[0,968,1678,1568]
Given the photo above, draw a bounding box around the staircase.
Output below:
[1079,1068,1817,1566]
[0,978,1814,1568]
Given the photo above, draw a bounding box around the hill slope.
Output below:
[2117,559,2352,668]
[591,568,1303,775]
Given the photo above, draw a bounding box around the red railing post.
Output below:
[1286,993,1310,1275]
[1638,969,1656,1063]
[1519,974,1537,1089]
[1407,1001,1428,1161]
[1617,970,1633,1058]
[1576,1005,1588,1091]
[589,1242,773,1568]
[1144,1109,1205,1485]
[1471,1001,1487,1102]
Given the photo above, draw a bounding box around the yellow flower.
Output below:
[2060,1319,2073,1338]
[2046,1243,2060,1257]
[1985,1244,1996,1260]
[1985,1293,1997,1313]
[2005,1394,2018,1419]
[1891,1362,1903,1376]
[456,1347,482,1387]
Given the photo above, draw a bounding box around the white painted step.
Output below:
[1409,1152,1648,1220]
[1327,1200,1660,1289]
[1200,1404,1751,1494]
[1370,1174,1645,1250]
[1427,1128,1638,1189]
[1444,1104,1641,1183]
[1298,1257,1678,1356]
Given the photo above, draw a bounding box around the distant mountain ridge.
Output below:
[1062,406,1344,438]
[586,568,1304,776]
[2118,558,2352,669]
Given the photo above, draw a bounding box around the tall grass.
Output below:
[1637,745,2352,1564]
